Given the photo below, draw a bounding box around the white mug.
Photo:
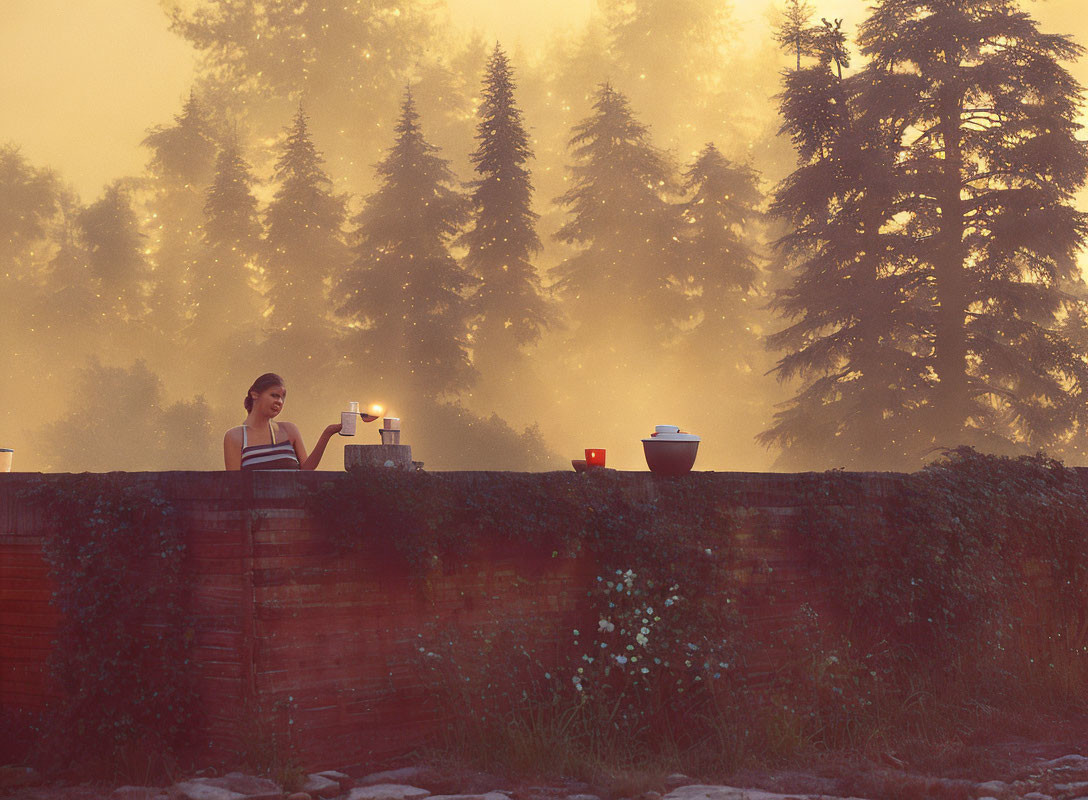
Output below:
[340,412,357,436]
[0,448,12,472]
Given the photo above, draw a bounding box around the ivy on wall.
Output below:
[21,476,196,771]
[308,469,753,762]
[309,452,1088,768]
[799,447,1088,701]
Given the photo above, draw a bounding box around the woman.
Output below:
[223,373,342,471]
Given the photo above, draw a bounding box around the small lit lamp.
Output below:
[380,415,401,445]
[585,449,606,468]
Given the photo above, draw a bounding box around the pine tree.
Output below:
[143,91,218,188]
[170,0,433,188]
[677,143,763,370]
[554,83,682,360]
[601,0,733,155]
[462,44,552,375]
[142,92,218,332]
[191,134,264,348]
[0,144,60,274]
[761,23,929,470]
[340,90,473,398]
[773,0,817,71]
[263,105,349,334]
[859,0,1088,454]
[79,182,149,322]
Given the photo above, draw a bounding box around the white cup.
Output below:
[340,412,357,436]
[0,449,12,472]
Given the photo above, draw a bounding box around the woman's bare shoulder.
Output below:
[276,420,301,439]
[224,426,244,445]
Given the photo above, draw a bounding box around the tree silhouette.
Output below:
[773,0,817,71]
[142,92,218,337]
[191,134,265,353]
[766,0,1088,469]
[763,23,929,470]
[169,0,434,188]
[677,143,763,368]
[34,359,216,471]
[263,105,348,334]
[461,44,552,379]
[340,89,473,398]
[79,182,149,322]
[860,0,1088,455]
[554,83,682,361]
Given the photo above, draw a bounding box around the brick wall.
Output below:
[0,470,909,770]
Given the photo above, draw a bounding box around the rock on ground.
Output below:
[110,787,164,800]
[302,775,341,799]
[357,769,434,788]
[346,785,432,800]
[663,784,873,800]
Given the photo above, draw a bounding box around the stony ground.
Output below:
[4,751,1088,800]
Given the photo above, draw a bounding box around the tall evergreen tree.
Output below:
[762,21,928,470]
[142,92,218,335]
[554,83,682,360]
[773,0,817,71]
[600,0,735,155]
[340,90,473,398]
[765,0,1088,469]
[263,105,349,334]
[191,135,264,348]
[0,144,60,275]
[79,182,149,322]
[677,143,763,368]
[462,44,552,373]
[170,0,434,188]
[859,0,1088,454]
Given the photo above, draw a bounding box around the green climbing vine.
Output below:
[20,475,196,770]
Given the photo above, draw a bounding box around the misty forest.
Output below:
[3,0,1088,474]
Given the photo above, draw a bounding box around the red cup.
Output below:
[585,448,606,468]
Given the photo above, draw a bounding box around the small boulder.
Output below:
[304,775,342,798]
[358,769,433,788]
[347,785,432,800]
[1037,754,1088,772]
[171,780,247,800]
[663,777,694,793]
[209,774,283,800]
[172,775,282,800]
[287,793,313,800]
[975,780,1008,796]
[112,786,164,800]
[317,772,354,794]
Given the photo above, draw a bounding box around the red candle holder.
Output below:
[585,448,606,468]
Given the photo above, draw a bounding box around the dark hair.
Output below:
[245,373,286,412]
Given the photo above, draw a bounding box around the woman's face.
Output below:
[252,385,286,417]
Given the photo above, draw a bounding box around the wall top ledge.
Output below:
[0,468,915,510]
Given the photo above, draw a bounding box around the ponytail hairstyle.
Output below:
[245,373,286,412]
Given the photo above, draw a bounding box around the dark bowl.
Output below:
[642,440,699,475]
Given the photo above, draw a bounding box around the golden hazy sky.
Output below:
[0,0,1086,199]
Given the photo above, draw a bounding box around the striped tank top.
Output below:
[240,421,300,471]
